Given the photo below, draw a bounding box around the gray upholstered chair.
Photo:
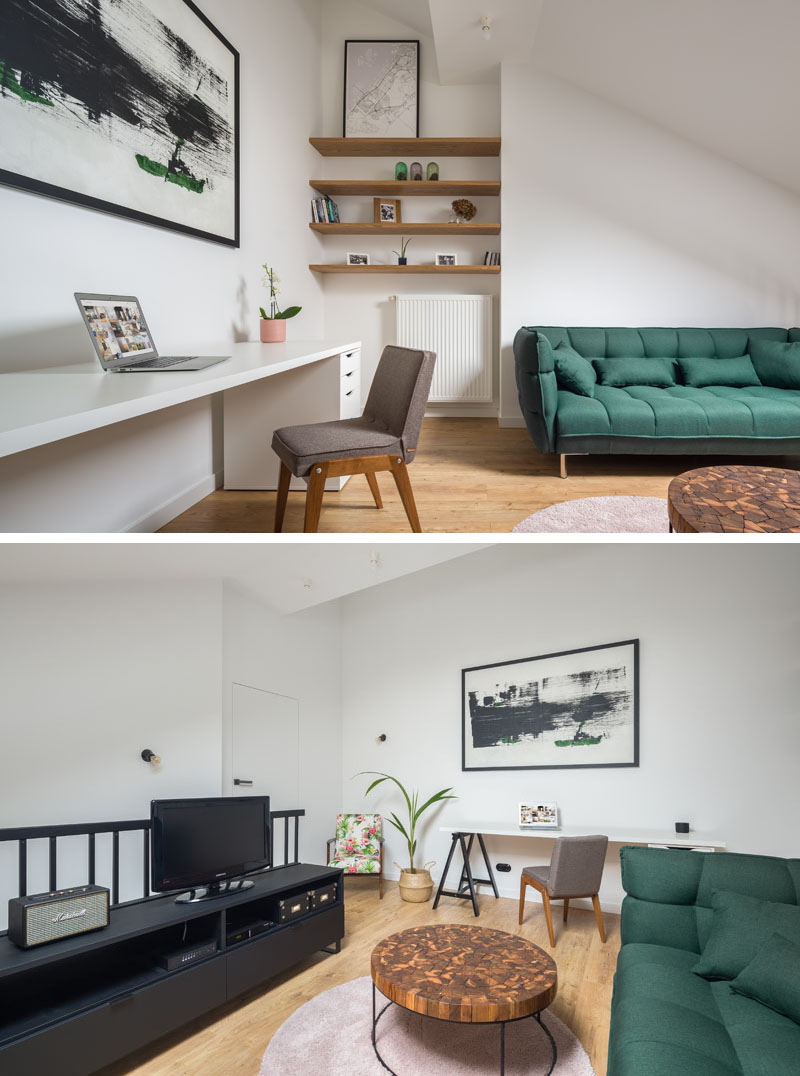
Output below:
[271,345,436,533]
[518,834,608,947]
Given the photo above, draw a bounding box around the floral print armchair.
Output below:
[327,813,384,899]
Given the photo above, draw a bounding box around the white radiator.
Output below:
[395,294,492,403]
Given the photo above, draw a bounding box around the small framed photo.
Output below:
[346,253,370,266]
[374,198,402,224]
[519,803,559,829]
[435,253,457,266]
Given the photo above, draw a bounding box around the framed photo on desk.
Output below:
[462,639,639,771]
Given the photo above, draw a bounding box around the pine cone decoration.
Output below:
[451,198,477,221]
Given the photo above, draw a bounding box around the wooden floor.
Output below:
[161,418,799,533]
[100,879,620,1076]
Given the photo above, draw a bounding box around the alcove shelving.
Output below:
[308,137,501,271]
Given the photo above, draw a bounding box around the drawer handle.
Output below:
[344,369,355,377]
[345,390,353,397]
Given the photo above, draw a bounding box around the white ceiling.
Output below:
[0,542,488,614]
[429,0,543,85]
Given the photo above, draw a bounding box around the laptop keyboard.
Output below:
[131,355,197,369]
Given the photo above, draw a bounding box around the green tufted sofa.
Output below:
[514,326,800,476]
[608,846,800,1076]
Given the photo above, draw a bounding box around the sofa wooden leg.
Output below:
[303,464,328,533]
[518,876,527,925]
[560,454,568,479]
[274,462,291,532]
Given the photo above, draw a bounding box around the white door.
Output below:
[231,683,300,811]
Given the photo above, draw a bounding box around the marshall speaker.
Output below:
[8,884,110,949]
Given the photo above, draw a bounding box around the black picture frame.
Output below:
[462,639,640,772]
[343,40,420,138]
[0,0,240,248]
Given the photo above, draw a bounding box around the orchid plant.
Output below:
[260,263,301,321]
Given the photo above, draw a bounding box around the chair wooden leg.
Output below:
[274,462,291,533]
[563,898,569,923]
[365,470,383,509]
[518,875,528,924]
[542,891,556,947]
[303,464,328,533]
[592,893,606,942]
[389,456,422,532]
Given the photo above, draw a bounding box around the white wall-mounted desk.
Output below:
[435,824,727,916]
[0,339,361,531]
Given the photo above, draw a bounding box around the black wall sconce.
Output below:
[141,749,161,765]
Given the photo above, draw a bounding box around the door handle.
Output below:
[234,778,253,786]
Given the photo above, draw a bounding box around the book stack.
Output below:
[311,196,340,223]
[483,251,500,266]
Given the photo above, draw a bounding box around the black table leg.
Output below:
[457,833,475,892]
[371,981,397,1075]
[433,832,460,910]
[477,833,500,898]
[534,1011,557,1076]
[459,833,480,916]
[500,1021,506,1075]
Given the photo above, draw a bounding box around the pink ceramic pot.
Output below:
[260,318,286,343]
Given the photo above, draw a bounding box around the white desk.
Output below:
[440,824,726,850]
[435,824,726,916]
[0,339,361,530]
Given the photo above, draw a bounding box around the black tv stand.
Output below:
[0,863,343,1076]
[174,877,255,903]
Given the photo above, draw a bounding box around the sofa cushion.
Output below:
[553,342,596,397]
[692,891,800,981]
[678,356,761,388]
[712,980,800,1076]
[729,932,800,1025]
[749,340,800,389]
[594,357,676,388]
[556,385,800,440]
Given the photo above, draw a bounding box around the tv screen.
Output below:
[151,796,271,893]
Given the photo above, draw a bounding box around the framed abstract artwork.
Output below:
[0,0,240,246]
[343,40,419,138]
[462,639,639,771]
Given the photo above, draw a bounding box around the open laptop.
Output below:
[74,293,230,372]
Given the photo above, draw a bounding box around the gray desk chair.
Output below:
[271,345,435,533]
[518,834,608,947]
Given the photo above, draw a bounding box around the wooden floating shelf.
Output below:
[309,222,501,236]
[310,180,500,197]
[310,137,501,157]
[309,264,501,275]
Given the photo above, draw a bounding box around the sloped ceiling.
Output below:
[361,0,800,195]
[0,543,488,615]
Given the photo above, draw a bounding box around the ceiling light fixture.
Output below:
[480,16,492,41]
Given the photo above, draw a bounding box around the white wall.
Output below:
[318,1,501,408]
[221,585,342,869]
[0,580,224,921]
[340,544,800,911]
[0,0,325,530]
[499,65,800,423]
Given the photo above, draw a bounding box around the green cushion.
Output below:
[594,357,676,388]
[679,356,761,388]
[692,891,800,981]
[749,340,800,389]
[712,980,800,1076]
[730,932,800,1025]
[553,342,596,397]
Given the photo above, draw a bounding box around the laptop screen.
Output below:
[79,297,155,363]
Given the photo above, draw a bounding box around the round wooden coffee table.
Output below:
[370,924,558,1075]
[668,465,800,533]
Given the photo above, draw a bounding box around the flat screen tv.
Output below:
[151,796,271,903]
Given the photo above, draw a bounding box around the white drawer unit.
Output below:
[224,346,362,491]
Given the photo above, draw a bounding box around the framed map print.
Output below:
[0,0,239,246]
[343,40,419,138]
[462,639,639,771]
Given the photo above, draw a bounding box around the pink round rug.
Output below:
[260,976,594,1076]
[512,496,669,533]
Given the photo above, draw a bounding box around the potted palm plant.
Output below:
[361,771,456,902]
[259,262,301,342]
